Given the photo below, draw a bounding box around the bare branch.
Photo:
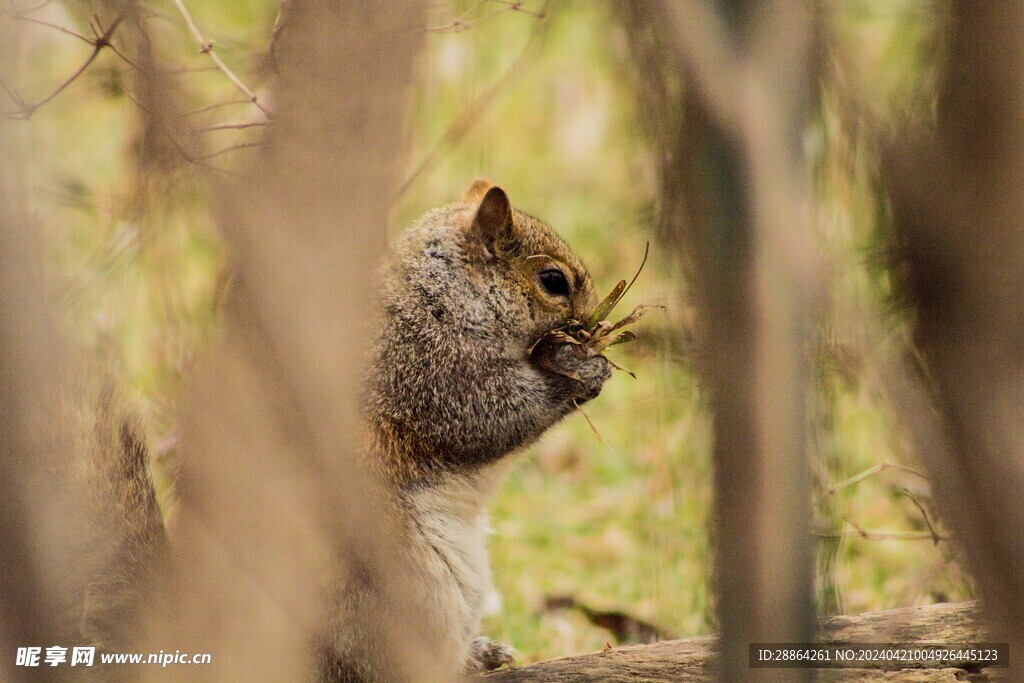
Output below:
[6,0,53,13]
[427,0,487,33]
[164,65,221,74]
[179,99,253,117]
[813,516,945,542]
[169,0,270,118]
[123,89,240,177]
[196,141,261,160]
[192,120,267,132]
[427,0,543,34]
[488,0,544,18]
[897,488,944,545]
[0,73,26,108]
[825,461,930,496]
[0,9,93,45]
[2,13,124,120]
[104,40,140,71]
[398,6,547,197]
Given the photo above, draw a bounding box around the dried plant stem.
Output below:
[573,400,603,441]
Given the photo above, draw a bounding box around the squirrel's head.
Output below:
[380,179,597,361]
[458,178,597,347]
[371,181,611,476]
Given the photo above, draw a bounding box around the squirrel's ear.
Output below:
[463,178,494,205]
[471,185,512,244]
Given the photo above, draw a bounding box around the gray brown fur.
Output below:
[335,182,610,680]
[49,380,167,681]
[75,391,166,655]
[366,184,608,484]
[79,182,610,681]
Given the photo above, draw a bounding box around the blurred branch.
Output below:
[0,12,123,120]
[0,20,94,672]
[825,461,929,496]
[195,141,260,160]
[883,1,1024,668]
[897,488,943,545]
[822,516,944,543]
[179,98,253,117]
[427,0,543,34]
[661,2,742,136]
[192,120,268,132]
[121,90,238,177]
[6,0,54,12]
[620,2,824,680]
[145,2,433,680]
[398,3,547,198]
[813,529,942,541]
[169,0,269,118]
[0,8,92,44]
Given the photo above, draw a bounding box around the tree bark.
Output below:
[483,602,997,682]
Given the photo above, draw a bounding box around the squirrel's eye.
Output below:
[539,268,570,297]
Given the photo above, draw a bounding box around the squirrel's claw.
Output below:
[532,339,612,404]
[465,636,516,673]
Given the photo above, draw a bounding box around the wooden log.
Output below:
[482,601,1003,681]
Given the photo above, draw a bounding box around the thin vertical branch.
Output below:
[145,2,432,680]
[884,1,1024,672]
[622,2,822,680]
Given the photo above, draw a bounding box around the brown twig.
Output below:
[426,0,543,33]
[897,488,944,545]
[164,65,222,75]
[6,0,53,13]
[826,461,929,496]
[572,399,603,442]
[2,13,124,120]
[123,89,240,177]
[398,3,547,197]
[178,99,253,117]
[0,74,26,110]
[426,0,488,33]
[196,141,261,160]
[0,10,93,45]
[488,0,545,18]
[429,6,513,33]
[192,120,267,132]
[170,0,270,118]
[427,0,543,33]
[813,516,943,542]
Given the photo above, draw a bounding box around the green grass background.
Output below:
[8,0,969,664]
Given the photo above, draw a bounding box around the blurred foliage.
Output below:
[5,0,969,665]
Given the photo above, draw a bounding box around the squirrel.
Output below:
[345,179,611,679]
[81,179,612,681]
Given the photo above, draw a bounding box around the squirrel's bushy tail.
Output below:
[74,387,167,653]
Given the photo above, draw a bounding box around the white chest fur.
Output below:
[402,458,516,669]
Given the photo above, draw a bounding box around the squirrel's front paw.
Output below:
[465,636,516,673]
[533,341,612,404]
